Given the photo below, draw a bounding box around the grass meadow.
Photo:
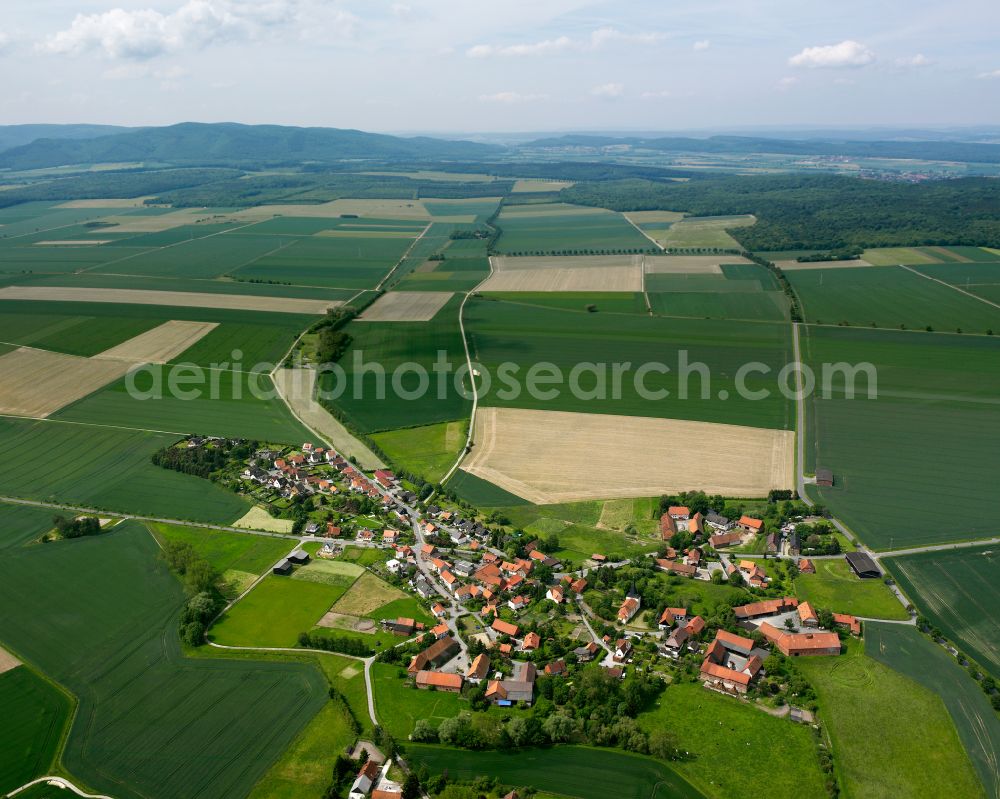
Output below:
[794,558,909,620]
[0,666,72,795]
[658,214,756,249]
[406,744,703,799]
[0,418,249,524]
[371,419,467,483]
[886,546,1000,676]
[803,326,1000,548]
[866,623,1000,798]
[636,682,826,799]
[798,638,985,799]
[0,523,328,799]
[371,662,469,740]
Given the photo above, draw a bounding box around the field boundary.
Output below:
[900,263,1000,311]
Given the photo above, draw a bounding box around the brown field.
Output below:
[480,254,643,292]
[95,320,217,363]
[272,368,385,469]
[461,407,795,503]
[56,198,155,208]
[643,254,752,274]
[778,259,872,270]
[624,210,686,225]
[329,572,406,616]
[0,285,338,315]
[0,644,22,674]
[233,506,295,533]
[358,291,453,322]
[0,347,132,418]
[95,209,218,233]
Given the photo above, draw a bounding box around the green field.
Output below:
[862,246,943,265]
[866,623,1000,798]
[803,326,1000,548]
[0,502,59,550]
[324,293,470,433]
[798,639,985,799]
[483,291,649,315]
[887,547,1000,675]
[407,744,703,799]
[371,419,467,483]
[0,665,72,795]
[371,662,469,740]
[495,203,653,253]
[211,574,346,648]
[55,369,313,443]
[149,522,291,585]
[447,469,531,506]
[291,558,366,588]
[467,297,793,430]
[647,290,789,321]
[0,418,248,524]
[658,214,756,249]
[0,523,328,799]
[794,558,909,620]
[636,682,826,799]
[787,265,1000,332]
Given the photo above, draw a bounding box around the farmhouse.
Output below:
[706,512,733,531]
[668,505,690,520]
[759,622,842,657]
[660,513,677,540]
[350,760,381,799]
[845,551,882,579]
[485,661,536,706]
[798,558,816,574]
[733,597,799,620]
[834,613,862,636]
[709,531,743,548]
[466,653,491,683]
[492,618,520,637]
[618,595,641,623]
[544,659,567,676]
[415,670,463,692]
[656,559,697,578]
[798,601,819,627]
[407,636,460,673]
[738,515,764,534]
[613,638,632,663]
[700,629,765,696]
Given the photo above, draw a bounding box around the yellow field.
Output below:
[511,179,575,193]
[95,209,219,233]
[96,320,217,363]
[233,506,295,534]
[358,291,453,322]
[0,286,338,315]
[862,247,940,266]
[0,645,22,674]
[624,210,686,225]
[329,572,406,616]
[480,254,643,292]
[462,407,795,503]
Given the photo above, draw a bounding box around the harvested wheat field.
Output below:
[0,644,22,674]
[643,255,751,274]
[96,320,218,363]
[0,347,132,418]
[0,285,338,315]
[480,255,643,292]
[461,407,795,503]
[358,291,453,322]
[94,209,216,233]
[232,506,294,534]
[329,572,406,616]
[778,259,872,270]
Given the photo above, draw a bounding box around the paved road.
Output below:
[7,777,116,799]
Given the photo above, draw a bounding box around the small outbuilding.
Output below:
[288,549,310,565]
[815,468,834,487]
[845,551,881,579]
[272,558,293,576]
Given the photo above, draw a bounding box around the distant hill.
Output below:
[0,122,503,170]
[0,124,133,155]
[524,134,1000,164]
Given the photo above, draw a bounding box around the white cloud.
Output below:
[467,28,661,58]
[693,39,710,51]
[789,40,875,69]
[895,53,931,68]
[977,69,1000,79]
[591,82,625,98]
[478,91,547,103]
[40,1,343,60]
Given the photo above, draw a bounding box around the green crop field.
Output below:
[886,547,1000,675]
[798,639,985,799]
[803,326,1000,548]
[787,265,1000,332]
[371,419,467,483]
[407,744,703,799]
[495,204,652,253]
[0,523,328,799]
[863,247,942,265]
[55,369,313,443]
[447,469,531,506]
[866,623,1000,797]
[647,290,789,321]
[323,293,470,433]
[483,291,649,315]
[92,233,292,279]
[0,418,248,523]
[658,214,756,249]
[149,522,291,582]
[794,558,909,620]
[467,297,793,430]
[211,575,346,648]
[637,682,826,799]
[0,666,72,795]
[0,502,60,550]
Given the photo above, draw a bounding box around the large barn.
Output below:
[845,551,881,579]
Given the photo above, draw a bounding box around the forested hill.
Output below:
[0,124,133,154]
[0,122,503,170]
[527,134,1000,164]
[561,175,1000,250]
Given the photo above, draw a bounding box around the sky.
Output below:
[1,0,999,133]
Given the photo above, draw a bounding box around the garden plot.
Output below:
[0,285,338,315]
[462,407,794,504]
[358,291,453,322]
[480,255,643,292]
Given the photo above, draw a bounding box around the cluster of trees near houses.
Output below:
[151,439,253,479]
